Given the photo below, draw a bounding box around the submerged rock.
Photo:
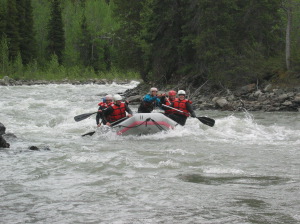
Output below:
[0,136,10,148]
[0,122,6,135]
[28,146,51,151]
[0,122,10,148]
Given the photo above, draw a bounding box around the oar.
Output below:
[110,116,129,127]
[74,111,98,122]
[82,131,96,137]
[197,116,215,127]
[81,116,130,137]
[74,107,110,122]
[162,104,215,127]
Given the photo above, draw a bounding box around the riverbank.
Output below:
[1,76,300,112]
[0,76,132,86]
[123,82,300,112]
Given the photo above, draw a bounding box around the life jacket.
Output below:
[173,99,190,117]
[109,102,126,122]
[98,102,113,108]
[165,98,178,114]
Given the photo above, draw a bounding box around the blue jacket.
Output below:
[138,94,161,113]
[143,94,161,106]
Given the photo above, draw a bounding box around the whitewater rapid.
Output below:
[1,82,299,224]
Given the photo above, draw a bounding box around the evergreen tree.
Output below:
[47,0,65,64]
[16,0,27,64]
[6,0,20,61]
[78,15,93,68]
[113,0,145,77]
[17,0,36,65]
[0,35,9,74]
[140,0,186,83]
[0,1,6,38]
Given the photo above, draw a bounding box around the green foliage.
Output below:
[16,0,36,65]
[1,0,300,86]
[47,0,65,64]
[112,0,145,75]
[0,35,9,74]
[31,0,51,66]
[10,52,23,79]
[6,0,20,61]
[62,0,84,67]
[0,0,6,38]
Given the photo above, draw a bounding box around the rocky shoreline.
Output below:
[1,76,300,112]
[0,76,131,86]
[124,82,300,112]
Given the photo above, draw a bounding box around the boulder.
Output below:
[0,122,6,135]
[0,136,9,148]
[264,84,273,92]
[0,123,10,148]
[254,90,263,97]
[127,95,142,104]
[278,94,289,102]
[238,83,256,94]
[215,98,229,108]
[29,146,50,151]
[282,100,292,106]
[293,96,300,103]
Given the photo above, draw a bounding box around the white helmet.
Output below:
[178,90,186,95]
[105,94,113,100]
[150,87,158,92]
[113,94,122,101]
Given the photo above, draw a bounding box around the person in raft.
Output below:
[104,94,133,126]
[160,90,178,115]
[96,94,113,127]
[138,87,165,113]
[163,90,196,126]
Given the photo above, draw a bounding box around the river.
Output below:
[0,82,299,224]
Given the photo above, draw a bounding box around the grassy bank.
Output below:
[0,58,141,82]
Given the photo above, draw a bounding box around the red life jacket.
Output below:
[173,99,189,117]
[98,102,113,107]
[165,98,178,114]
[109,102,126,122]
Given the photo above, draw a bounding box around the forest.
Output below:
[0,0,300,88]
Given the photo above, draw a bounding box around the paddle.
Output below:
[74,106,110,122]
[74,111,98,122]
[162,104,215,127]
[81,116,129,137]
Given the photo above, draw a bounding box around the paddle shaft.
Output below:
[81,116,129,137]
[162,104,215,127]
[74,108,108,122]
[162,104,189,115]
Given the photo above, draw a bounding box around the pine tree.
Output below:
[17,0,36,65]
[47,0,65,64]
[0,1,6,38]
[6,0,20,61]
[78,15,93,67]
[113,0,144,77]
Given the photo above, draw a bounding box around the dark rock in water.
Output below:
[0,136,10,148]
[0,123,10,148]
[29,146,40,151]
[0,122,6,135]
[29,146,51,151]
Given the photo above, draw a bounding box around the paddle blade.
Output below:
[197,117,215,127]
[74,112,97,122]
[82,131,96,137]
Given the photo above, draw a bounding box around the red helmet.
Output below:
[168,90,176,96]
